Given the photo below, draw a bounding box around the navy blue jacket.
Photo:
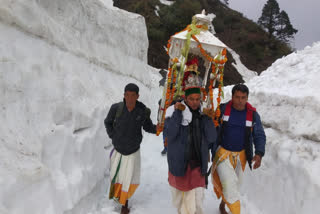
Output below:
[164,108,217,177]
[215,103,266,169]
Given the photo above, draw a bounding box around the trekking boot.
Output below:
[161,147,167,155]
[219,200,228,214]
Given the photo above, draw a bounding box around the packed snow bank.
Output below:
[248,42,320,142]
[0,0,160,213]
[232,42,320,214]
[0,0,151,86]
[242,128,320,214]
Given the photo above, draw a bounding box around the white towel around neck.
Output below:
[165,101,203,126]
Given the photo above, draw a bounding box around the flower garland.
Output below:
[214,69,224,127]
[162,21,228,130]
[166,24,209,55]
[157,58,179,135]
[208,64,217,110]
[174,24,205,98]
[201,88,207,102]
[190,34,227,126]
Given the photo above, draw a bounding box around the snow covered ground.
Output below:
[1,0,320,213]
[90,133,263,214]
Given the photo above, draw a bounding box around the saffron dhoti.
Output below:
[212,146,246,214]
[109,148,140,205]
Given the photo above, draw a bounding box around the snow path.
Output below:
[90,133,263,214]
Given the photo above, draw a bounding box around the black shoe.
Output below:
[161,148,167,155]
[120,206,130,214]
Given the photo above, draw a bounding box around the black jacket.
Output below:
[104,100,156,155]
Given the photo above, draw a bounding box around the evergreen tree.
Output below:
[276,10,298,42]
[258,0,297,42]
[258,0,280,38]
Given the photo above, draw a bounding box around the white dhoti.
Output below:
[216,154,244,204]
[171,187,204,214]
[109,148,140,205]
[212,146,246,214]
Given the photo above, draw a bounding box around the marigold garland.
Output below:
[158,67,173,133]
[201,88,207,101]
[213,69,224,127]
[162,22,229,131]
[167,25,208,55]
[191,35,227,126]
[157,61,179,135]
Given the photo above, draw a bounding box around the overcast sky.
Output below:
[228,0,320,50]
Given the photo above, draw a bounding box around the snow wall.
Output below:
[221,43,320,214]
[0,0,160,213]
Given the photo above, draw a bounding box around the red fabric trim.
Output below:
[245,102,256,122]
[224,101,256,124]
[224,101,233,116]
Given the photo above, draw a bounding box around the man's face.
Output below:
[185,93,201,110]
[232,90,248,111]
[124,91,139,108]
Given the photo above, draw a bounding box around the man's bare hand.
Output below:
[156,124,162,136]
[203,108,215,118]
[174,102,185,111]
[252,155,262,169]
[164,137,168,147]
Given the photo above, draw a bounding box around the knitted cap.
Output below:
[185,87,201,97]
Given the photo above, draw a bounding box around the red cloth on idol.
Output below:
[168,164,205,191]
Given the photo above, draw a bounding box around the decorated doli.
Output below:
[157,10,228,135]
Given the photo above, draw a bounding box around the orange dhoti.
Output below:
[211,146,247,214]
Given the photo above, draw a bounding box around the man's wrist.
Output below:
[255,151,264,157]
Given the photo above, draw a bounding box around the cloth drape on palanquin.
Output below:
[157,10,228,133]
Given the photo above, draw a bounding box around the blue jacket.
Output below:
[215,103,266,169]
[164,108,217,177]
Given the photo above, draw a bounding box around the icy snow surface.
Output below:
[227,47,257,82]
[1,0,320,213]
